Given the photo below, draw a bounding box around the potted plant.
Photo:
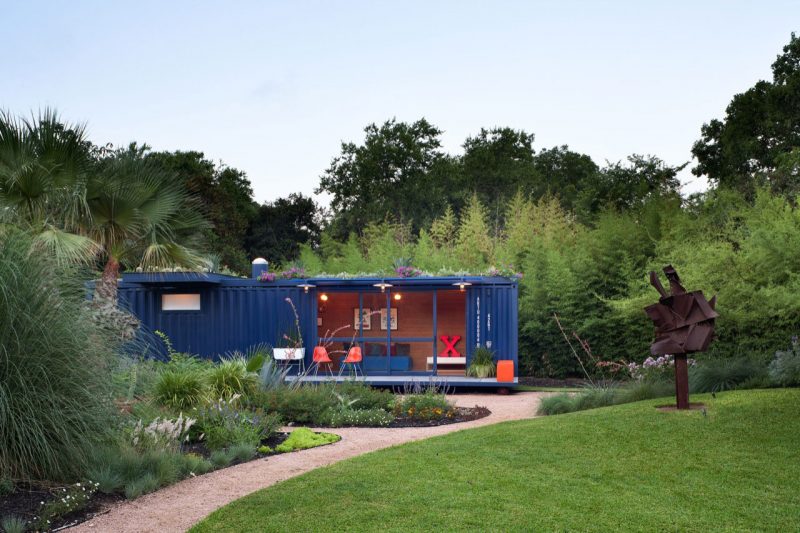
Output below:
[466,346,496,378]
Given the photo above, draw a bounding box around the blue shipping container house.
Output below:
[113,260,519,387]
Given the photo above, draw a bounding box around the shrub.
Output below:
[1,516,26,533]
[206,357,259,400]
[0,230,118,481]
[0,476,13,497]
[196,396,281,451]
[210,449,233,469]
[615,380,673,403]
[466,347,496,378]
[537,393,580,416]
[274,428,340,453]
[323,407,394,427]
[537,383,668,416]
[124,473,160,500]
[334,382,394,411]
[690,357,767,393]
[112,354,162,402]
[152,369,208,410]
[33,481,99,530]
[87,464,124,494]
[261,385,337,424]
[178,453,213,477]
[768,337,800,386]
[393,392,455,421]
[228,443,257,463]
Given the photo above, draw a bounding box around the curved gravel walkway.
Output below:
[71,392,545,533]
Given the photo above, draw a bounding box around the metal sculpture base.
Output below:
[674,354,690,409]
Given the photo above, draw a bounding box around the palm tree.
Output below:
[87,144,210,301]
[0,109,101,262]
[0,110,210,302]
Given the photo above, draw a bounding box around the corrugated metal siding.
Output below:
[466,284,519,373]
[118,285,315,362]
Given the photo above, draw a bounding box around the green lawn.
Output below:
[192,389,800,532]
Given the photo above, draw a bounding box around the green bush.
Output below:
[615,380,673,403]
[768,337,800,386]
[690,357,767,393]
[0,230,118,481]
[206,356,259,400]
[178,453,213,477]
[228,443,257,463]
[334,382,394,411]
[1,516,27,533]
[87,464,124,494]
[537,393,580,416]
[210,449,233,469]
[538,383,668,416]
[124,473,160,500]
[393,392,455,421]
[152,369,208,410]
[260,385,337,425]
[274,428,340,453]
[0,476,13,496]
[89,442,210,500]
[196,396,281,451]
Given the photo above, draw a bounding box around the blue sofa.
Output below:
[363,355,412,372]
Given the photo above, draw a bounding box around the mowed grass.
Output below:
[192,389,800,532]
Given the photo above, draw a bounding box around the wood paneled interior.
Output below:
[316,289,466,374]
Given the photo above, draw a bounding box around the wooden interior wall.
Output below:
[316,289,466,373]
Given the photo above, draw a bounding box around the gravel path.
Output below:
[71,392,545,533]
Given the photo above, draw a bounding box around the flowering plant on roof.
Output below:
[280,265,307,279]
[258,271,276,282]
[395,265,423,278]
[486,264,523,280]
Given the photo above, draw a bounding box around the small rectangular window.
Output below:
[162,293,201,311]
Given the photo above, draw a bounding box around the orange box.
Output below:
[497,360,514,382]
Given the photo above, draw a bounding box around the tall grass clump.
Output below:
[690,357,768,393]
[0,230,117,480]
[206,356,259,399]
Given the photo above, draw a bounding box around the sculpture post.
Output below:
[674,354,689,409]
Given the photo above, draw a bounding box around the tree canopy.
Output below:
[692,32,800,197]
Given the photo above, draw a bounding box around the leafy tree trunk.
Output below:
[95,256,120,304]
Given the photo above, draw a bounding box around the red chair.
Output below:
[342,346,363,377]
[312,346,333,376]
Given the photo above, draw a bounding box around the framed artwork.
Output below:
[354,307,372,330]
[380,308,398,330]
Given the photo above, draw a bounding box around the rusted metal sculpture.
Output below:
[644,266,718,409]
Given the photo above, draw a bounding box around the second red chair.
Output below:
[342,345,363,377]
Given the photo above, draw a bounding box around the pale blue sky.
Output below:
[2,1,798,203]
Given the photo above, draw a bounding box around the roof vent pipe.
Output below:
[251,258,268,279]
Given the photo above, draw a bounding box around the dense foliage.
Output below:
[0,231,117,481]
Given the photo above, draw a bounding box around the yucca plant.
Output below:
[0,230,118,481]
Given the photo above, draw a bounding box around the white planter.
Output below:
[273,347,305,361]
